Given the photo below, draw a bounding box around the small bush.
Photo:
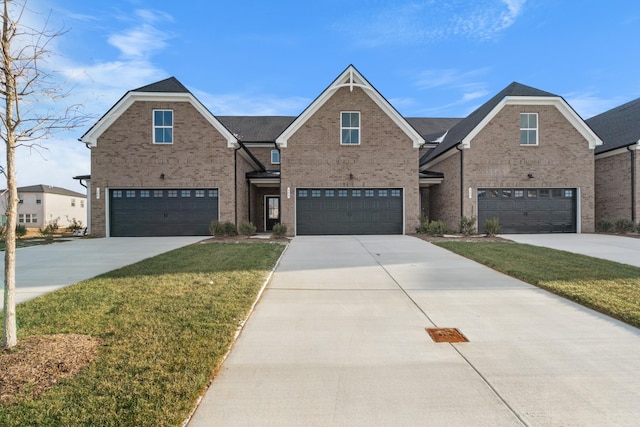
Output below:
[209,221,238,237]
[596,219,614,233]
[415,216,430,234]
[66,217,84,232]
[271,223,287,238]
[15,224,26,239]
[459,216,477,236]
[39,218,60,240]
[418,220,446,236]
[484,217,502,237]
[614,219,635,234]
[238,222,257,236]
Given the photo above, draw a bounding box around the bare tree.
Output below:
[2,0,85,348]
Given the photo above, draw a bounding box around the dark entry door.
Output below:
[265,196,280,231]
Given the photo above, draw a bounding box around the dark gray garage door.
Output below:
[110,189,218,237]
[296,188,403,235]
[478,188,576,234]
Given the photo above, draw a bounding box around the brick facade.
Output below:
[280,86,420,235]
[89,100,235,237]
[428,105,596,232]
[595,151,634,222]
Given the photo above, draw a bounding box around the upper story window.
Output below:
[18,194,23,204]
[36,196,41,204]
[71,198,76,207]
[341,111,360,145]
[153,110,173,144]
[271,149,280,164]
[520,113,538,145]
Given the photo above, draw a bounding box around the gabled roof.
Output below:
[217,116,296,142]
[421,82,602,167]
[406,117,462,141]
[15,184,86,198]
[587,97,640,154]
[276,65,425,148]
[80,77,237,148]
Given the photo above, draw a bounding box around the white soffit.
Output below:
[276,66,425,148]
[81,92,237,148]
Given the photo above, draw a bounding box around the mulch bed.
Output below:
[410,233,511,243]
[0,334,102,406]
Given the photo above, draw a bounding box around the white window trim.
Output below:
[271,149,280,165]
[153,109,173,144]
[520,112,538,146]
[340,111,361,145]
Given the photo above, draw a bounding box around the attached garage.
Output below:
[296,188,403,235]
[477,188,576,234]
[109,189,218,236]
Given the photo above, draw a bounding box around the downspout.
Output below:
[632,147,636,223]
[456,143,464,219]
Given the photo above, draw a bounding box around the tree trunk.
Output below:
[2,0,17,349]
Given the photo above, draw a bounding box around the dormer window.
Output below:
[153,110,173,144]
[341,112,360,145]
[520,113,538,145]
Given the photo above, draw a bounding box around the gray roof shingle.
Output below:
[587,97,640,154]
[132,77,190,93]
[217,116,296,142]
[16,184,86,197]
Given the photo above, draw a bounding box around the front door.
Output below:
[265,196,280,231]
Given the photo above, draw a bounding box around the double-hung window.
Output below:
[153,110,173,144]
[520,113,538,145]
[341,112,360,145]
[271,149,280,164]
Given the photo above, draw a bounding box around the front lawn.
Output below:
[0,242,285,426]
[435,241,640,328]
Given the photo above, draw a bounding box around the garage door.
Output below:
[296,188,403,235]
[110,189,218,237]
[478,188,576,234]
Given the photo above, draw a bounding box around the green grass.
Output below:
[435,241,640,328]
[1,242,285,426]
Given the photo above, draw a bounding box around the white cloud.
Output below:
[194,90,310,116]
[341,0,527,47]
[564,91,630,119]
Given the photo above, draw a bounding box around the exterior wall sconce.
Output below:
[527,173,534,179]
[349,173,354,179]
[160,173,165,180]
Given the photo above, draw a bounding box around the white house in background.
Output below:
[1,184,87,229]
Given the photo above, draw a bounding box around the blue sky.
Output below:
[5,0,640,193]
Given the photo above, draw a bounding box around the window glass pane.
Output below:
[154,190,163,197]
[209,190,218,197]
[352,190,361,197]
[502,189,512,198]
[342,129,351,144]
[391,189,401,197]
[168,190,177,197]
[195,190,205,197]
[539,189,549,198]
[311,189,321,197]
[564,189,574,198]
[113,190,122,198]
[552,189,563,198]
[529,114,537,127]
[338,189,348,197]
[477,189,486,198]
[325,190,334,197]
[365,189,374,197]
[155,128,165,143]
[181,190,191,197]
[341,112,350,127]
[140,190,150,198]
[126,190,135,197]
[489,190,499,198]
[514,190,524,198]
[163,110,172,126]
[154,110,163,125]
[527,190,537,198]
[271,150,280,164]
[298,190,307,198]
[378,190,388,197]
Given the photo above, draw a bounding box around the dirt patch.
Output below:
[0,334,102,406]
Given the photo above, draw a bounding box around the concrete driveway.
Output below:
[507,233,640,267]
[0,236,204,306]
[189,235,640,426]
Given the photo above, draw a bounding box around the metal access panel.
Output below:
[296,188,403,235]
[109,189,219,237]
[477,188,576,234]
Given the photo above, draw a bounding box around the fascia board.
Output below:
[276,66,425,148]
[462,96,603,150]
[81,92,238,148]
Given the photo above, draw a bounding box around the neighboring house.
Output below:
[79,65,602,237]
[420,83,601,234]
[1,185,87,229]
[587,97,640,224]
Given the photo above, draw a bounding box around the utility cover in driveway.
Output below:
[296,188,403,235]
[109,189,218,236]
[478,188,576,234]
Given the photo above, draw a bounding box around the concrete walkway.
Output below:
[0,236,204,306]
[189,235,640,426]
[507,233,640,267]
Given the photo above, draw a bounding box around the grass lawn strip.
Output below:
[435,241,640,329]
[0,242,285,427]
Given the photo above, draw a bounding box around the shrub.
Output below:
[271,223,287,238]
[15,224,26,239]
[209,221,238,237]
[238,222,257,236]
[39,218,60,240]
[614,219,635,234]
[484,217,502,237]
[419,220,446,236]
[459,216,477,236]
[66,217,84,232]
[415,216,430,234]
[596,219,614,233]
